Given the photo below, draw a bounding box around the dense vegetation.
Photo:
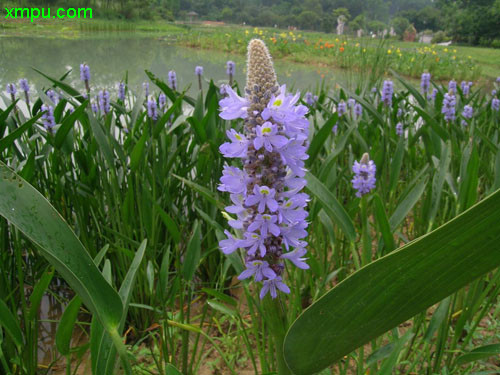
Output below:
[7,0,500,46]
[1,49,500,373]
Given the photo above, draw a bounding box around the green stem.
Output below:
[361,196,371,266]
[262,296,291,375]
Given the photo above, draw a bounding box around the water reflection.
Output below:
[0,34,357,98]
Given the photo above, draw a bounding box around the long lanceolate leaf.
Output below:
[0,163,131,370]
[283,188,500,375]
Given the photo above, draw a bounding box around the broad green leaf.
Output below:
[305,171,356,241]
[284,189,500,375]
[0,162,123,329]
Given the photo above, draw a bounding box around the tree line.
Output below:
[13,0,500,46]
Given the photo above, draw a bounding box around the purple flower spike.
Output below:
[352,153,376,197]
[382,80,393,106]
[218,39,309,300]
[143,82,149,97]
[195,66,203,76]
[80,64,90,82]
[260,277,290,299]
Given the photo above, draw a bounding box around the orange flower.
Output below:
[340,47,344,52]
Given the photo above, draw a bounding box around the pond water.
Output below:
[0,33,361,99]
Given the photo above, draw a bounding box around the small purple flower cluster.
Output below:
[6,83,16,95]
[118,82,126,101]
[19,79,29,93]
[461,81,472,96]
[218,40,309,299]
[195,66,204,90]
[396,122,403,136]
[147,98,158,120]
[98,90,110,114]
[41,104,55,131]
[226,61,235,86]
[159,93,167,110]
[430,88,438,101]
[47,89,59,105]
[337,100,347,117]
[421,73,431,95]
[304,92,317,106]
[462,105,473,119]
[143,82,149,98]
[352,153,376,198]
[382,80,393,106]
[442,92,456,122]
[80,64,90,93]
[493,98,500,112]
[448,80,457,94]
[168,70,177,91]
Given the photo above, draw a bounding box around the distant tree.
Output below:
[221,6,233,21]
[332,7,350,21]
[297,10,321,30]
[391,16,410,38]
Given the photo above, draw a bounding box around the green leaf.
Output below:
[165,363,183,375]
[305,171,356,241]
[182,221,202,281]
[0,112,43,153]
[389,178,427,231]
[130,131,148,171]
[55,100,88,148]
[0,162,123,330]
[284,189,500,375]
[56,296,82,356]
[28,268,54,321]
[0,299,23,347]
[373,194,395,253]
[307,113,338,166]
[456,343,500,365]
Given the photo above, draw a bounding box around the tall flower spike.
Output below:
[218,39,310,300]
[19,79,30,107]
